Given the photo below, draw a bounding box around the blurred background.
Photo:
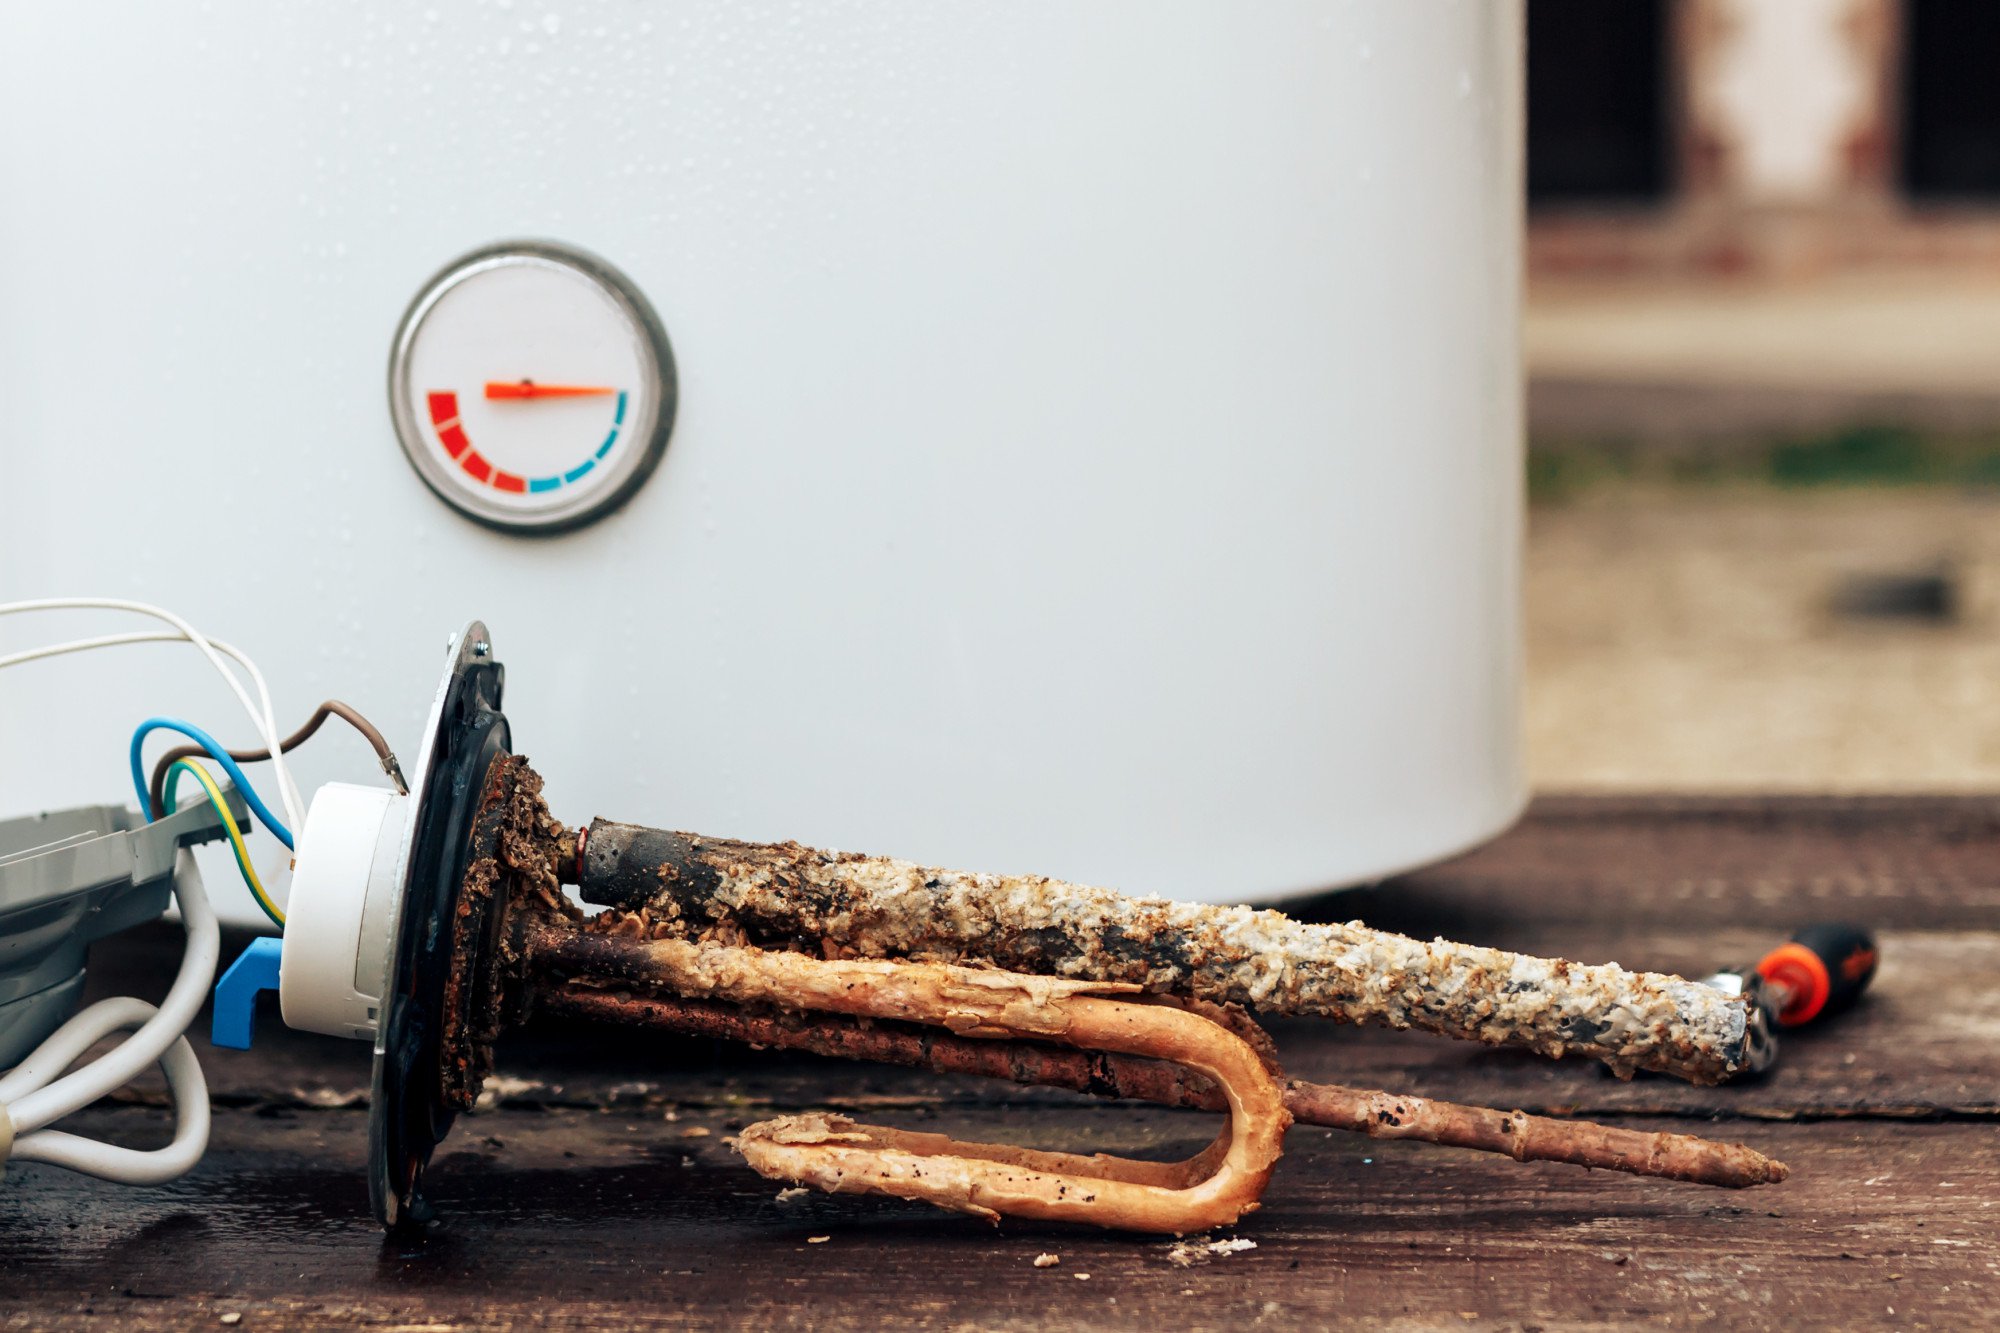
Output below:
[1524,0,2000,791]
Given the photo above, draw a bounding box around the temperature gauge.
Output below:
[389,242,678,534]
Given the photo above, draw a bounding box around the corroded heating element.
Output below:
[452,758,1787,1235]
[535,984,1788,1190]
[526,923,1288,1230]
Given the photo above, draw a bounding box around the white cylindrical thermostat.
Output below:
[279,784,411,1042]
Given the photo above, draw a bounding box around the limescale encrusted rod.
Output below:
[568,819,1755,1083]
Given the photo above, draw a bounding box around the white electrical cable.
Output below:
[0,850,216,1183]
[0,628,287,816]
[0,599,305,829]
[0,599,292,1184]
[0,629,256,671]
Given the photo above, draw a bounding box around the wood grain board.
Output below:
[4,796,1996,1329]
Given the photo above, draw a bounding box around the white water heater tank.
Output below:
[0,2,1524,920]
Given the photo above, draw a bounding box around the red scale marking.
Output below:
[426,384,606,495]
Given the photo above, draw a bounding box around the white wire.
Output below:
[0,629,253,671]
[0,629,285,808]
[0,849,217,1183]
[0,1007,210,1184]
[0,600,289,1184]
[0,599,304,831]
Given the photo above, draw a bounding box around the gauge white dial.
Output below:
[388,242,677,533]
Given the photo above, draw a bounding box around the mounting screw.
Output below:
[472,639,491,658]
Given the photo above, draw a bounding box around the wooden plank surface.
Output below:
[7,1107,1991,1330]
[5,796,1997,1329]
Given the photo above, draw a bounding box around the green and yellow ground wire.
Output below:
[162,757,285,928]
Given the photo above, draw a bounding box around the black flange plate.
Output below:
[369,627,510,1229]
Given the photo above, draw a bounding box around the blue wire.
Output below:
[129,717,295,849]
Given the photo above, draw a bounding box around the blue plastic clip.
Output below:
[210,937,283,1050]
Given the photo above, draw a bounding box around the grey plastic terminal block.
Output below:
[0,795,247,1067]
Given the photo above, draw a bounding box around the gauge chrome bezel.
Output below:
[387,240,678,536]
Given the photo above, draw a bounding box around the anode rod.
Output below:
[567,818,1755,1084]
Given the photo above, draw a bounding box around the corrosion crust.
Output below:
[440,754,579,1109]
[573,820,1750,1083]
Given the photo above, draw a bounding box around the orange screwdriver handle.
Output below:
[1754,923,1878,1028]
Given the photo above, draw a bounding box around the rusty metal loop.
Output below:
[524,923,1291,1232]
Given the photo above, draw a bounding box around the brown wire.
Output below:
[147,699,407,819]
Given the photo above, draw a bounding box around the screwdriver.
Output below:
[1753,923,1880,1028]
[1699,923,1880,1075]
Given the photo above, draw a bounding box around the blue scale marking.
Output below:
[524,390,627,492]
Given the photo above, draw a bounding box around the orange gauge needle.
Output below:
[484,380,618,400]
